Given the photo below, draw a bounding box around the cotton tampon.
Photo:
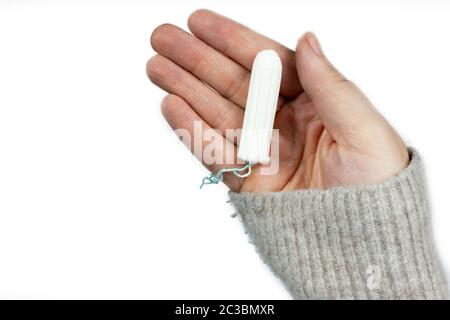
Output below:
[238,49,282,164]
[200,49,282,188]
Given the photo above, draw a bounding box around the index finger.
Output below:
[187,9,302,98]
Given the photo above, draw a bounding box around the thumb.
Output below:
[296,32,385,147]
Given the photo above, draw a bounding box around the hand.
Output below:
[147,9,409,192]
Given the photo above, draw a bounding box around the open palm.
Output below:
[147,10,408,192]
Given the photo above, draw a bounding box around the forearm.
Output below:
[230,149,449,299]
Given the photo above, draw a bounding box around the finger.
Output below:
[161,94,243,191]
[187,9,301,97]
[295,32,387,147]
[151,24,252,108]
[147,54,244,136]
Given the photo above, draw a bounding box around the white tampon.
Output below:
[199,49,281,188]
[238,49,282,164]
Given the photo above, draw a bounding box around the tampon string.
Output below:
[200,163,254,189]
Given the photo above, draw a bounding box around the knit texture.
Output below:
[230,149,449,299]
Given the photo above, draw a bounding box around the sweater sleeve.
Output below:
[229,149,449,299]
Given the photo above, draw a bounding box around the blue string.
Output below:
[200,162,254,189]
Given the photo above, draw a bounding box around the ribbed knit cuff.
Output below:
[229,149,449,300]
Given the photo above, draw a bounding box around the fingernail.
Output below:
[305,32,324,56]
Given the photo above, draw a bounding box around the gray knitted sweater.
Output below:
[230,150,449,299]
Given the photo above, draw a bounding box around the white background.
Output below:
[0,0,449,299]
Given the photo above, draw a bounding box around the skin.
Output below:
[147,9,409,193]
